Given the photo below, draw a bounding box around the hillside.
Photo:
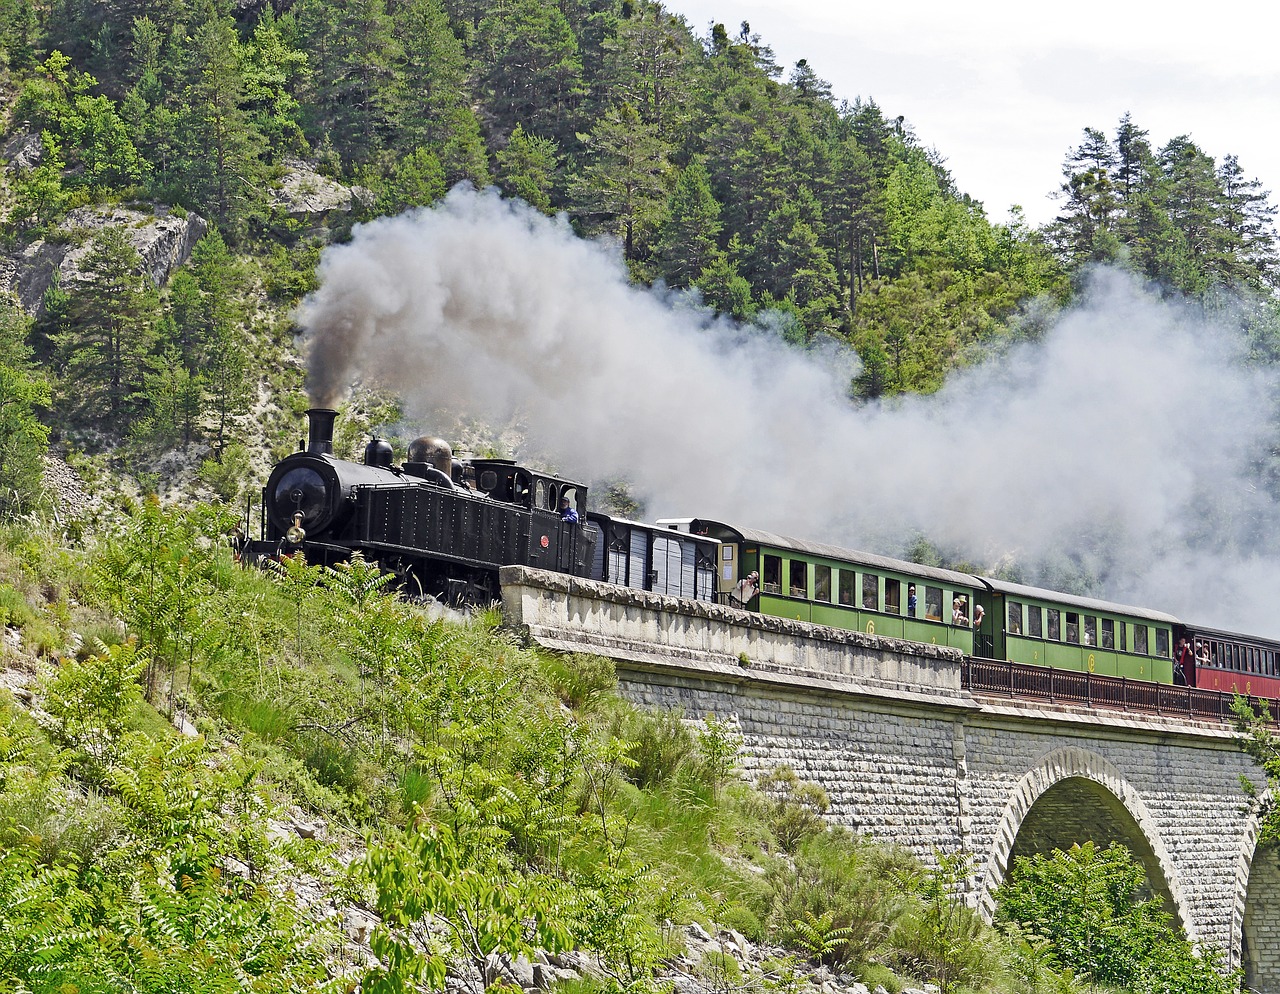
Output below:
[0,1,1279,990]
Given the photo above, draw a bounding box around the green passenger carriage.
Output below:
[658,519,1178,683]
[979,578,1176,682]
[660,520,982,656]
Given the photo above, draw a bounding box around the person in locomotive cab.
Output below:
[559,495,579,524]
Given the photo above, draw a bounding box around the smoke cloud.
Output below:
[299,186,1280,637]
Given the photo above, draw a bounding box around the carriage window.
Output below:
[925,586,943,622]
[762,555,782,594]
[952,593,970,625]
[885,579,901,615]
[1047,609,1060,641]
[1134,625,1148,655]
[1007,602,1023,636]
[1101,619,1114,649]
[838,570,855,605]
[1028,606,1042,638]
[1066,612,1080,644]
[535,480,548,509]
[815,565,832,602]
[863,574,879,610]
[1156,628,1170,657]
[1118,622,1127,652]
[1083,616,1097,646]
[789,560,808,597]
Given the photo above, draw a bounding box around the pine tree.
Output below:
[654,160,722,287]
[1217,154,1278,289]
[0,296,50,517]
[180,13,267,235]
[1158,136,1226,290]
[495,125,558,212]
[56,228,160,427]
[296,0,402,164]
[1051,126,1122,265]
[571,102,671,261]
[474,0,584,144]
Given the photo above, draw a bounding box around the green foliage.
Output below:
[54,226,160,429]
[0,296,51,518]
[44,638,146,769]
[995,842,1239,993]
[767,828,916,968]
[756,764,830,853]
[696,712,742,799]
[611,705,697,790]
[890,850,999,993]
[537,651,617,712]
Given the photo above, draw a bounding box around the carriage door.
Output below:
[652,532,683,596]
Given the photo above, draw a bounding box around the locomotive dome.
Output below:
[407,435,453,472]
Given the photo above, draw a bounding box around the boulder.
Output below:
[271,157,372,223]
[1,204,208,316]
[3,132,43,171]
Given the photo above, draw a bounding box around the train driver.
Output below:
[559,495,579,524]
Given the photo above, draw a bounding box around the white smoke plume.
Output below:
[298,186,1280,637]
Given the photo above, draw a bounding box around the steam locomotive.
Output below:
[251,408,718,606]
[252,409,1280,706]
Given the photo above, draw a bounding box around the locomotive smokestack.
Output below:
[306,408,337,455]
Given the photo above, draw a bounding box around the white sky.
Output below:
[667,0,1280,228]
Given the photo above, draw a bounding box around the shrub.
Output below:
[757,764,830,853]
[611,706,698,790]
[767,828,916,968]
[995,842,1239,993]
[538,651,615,712]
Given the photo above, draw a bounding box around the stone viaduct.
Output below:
[500,566,1280,991]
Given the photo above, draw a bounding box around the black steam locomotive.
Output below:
[253,408,597,603]
[253,408,722,605]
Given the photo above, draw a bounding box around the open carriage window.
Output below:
[762,555,781,594]
[815,565,832,602]
[789,560,808,597]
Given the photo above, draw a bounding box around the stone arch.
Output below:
[977,745,1194,940]
[1235,808,1272,983]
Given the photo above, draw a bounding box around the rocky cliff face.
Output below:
[0,204,208,317]
[271,157,371,225]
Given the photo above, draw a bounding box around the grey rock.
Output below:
[271,158,372,222]
[2,205,207,317]
[685,922,713,944]
[3,132,43,171]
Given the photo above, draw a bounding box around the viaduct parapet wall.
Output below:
[499,567,1275,988]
